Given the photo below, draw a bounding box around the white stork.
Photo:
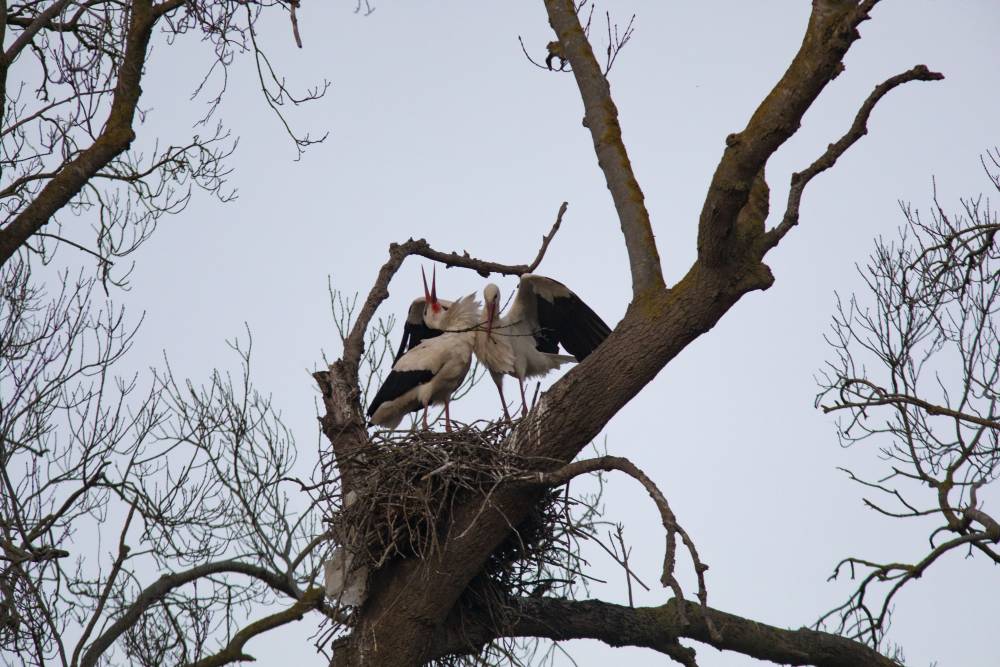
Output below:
[368,292,480,431]
[393,266,457,362]
[475,274,612,420]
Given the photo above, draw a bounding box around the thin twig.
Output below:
[527,202,568,273]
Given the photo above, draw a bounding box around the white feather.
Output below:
[369,300,479,429]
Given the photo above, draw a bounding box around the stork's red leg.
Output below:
[422,405,429,430]
[445,400,452,432]
[518,377,527,415]
[492,373,512,423]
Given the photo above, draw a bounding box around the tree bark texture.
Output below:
[429,597,899,667]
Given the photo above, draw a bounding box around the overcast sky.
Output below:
[99,2,1000,665]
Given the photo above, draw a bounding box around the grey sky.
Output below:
[101,2,999,665]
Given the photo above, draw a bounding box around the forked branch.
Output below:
[699,1,922,266]
[79,560,302,667]
[761,65,944,254]
[820,524,1000,647]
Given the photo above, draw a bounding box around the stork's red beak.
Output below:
[421,266,441,313]
[485,299,496,339]
[430,266,440,313]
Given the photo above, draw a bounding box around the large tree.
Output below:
[313,1,947,665]
[4,1,996,667]
[1,1,332,666]
[817,155,1000,652]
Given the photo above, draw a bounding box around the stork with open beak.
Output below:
[368,292,481,431]
[393,266,458,363]
[474,274,612,420]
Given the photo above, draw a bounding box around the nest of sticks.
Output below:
[323,419,604,651]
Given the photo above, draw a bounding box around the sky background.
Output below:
[74,1,999,665]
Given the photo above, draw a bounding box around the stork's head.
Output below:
[483,283,500,338]
[421,266,442,315]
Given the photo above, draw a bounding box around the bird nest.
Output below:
[322,419,604,649]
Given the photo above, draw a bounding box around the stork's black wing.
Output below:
[535,290,612,361]
[393,321,443,363]
[366,369,433,420]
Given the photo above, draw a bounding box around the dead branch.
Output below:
[761,65,944,253]
[527,201,568,273]
[543,0,663,296]
[289,0,303,48]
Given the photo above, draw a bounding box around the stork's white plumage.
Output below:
[475,274,612,419]
[368,293,480,431]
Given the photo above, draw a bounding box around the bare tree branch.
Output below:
[964,508,1000,541]
[527,201,568,273]
[0,0,156,267]
[761,65,944,253]
[2,0,74,61]
[79,560,301,667]
[700,1,878,266]
[184,588,325,667]
[518,454,713,634]
[821,381,1000,430]
[818,163,1000,647]
[430,596,899,667]
[543,0,663,296]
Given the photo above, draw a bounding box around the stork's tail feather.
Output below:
[366,369,434,421]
